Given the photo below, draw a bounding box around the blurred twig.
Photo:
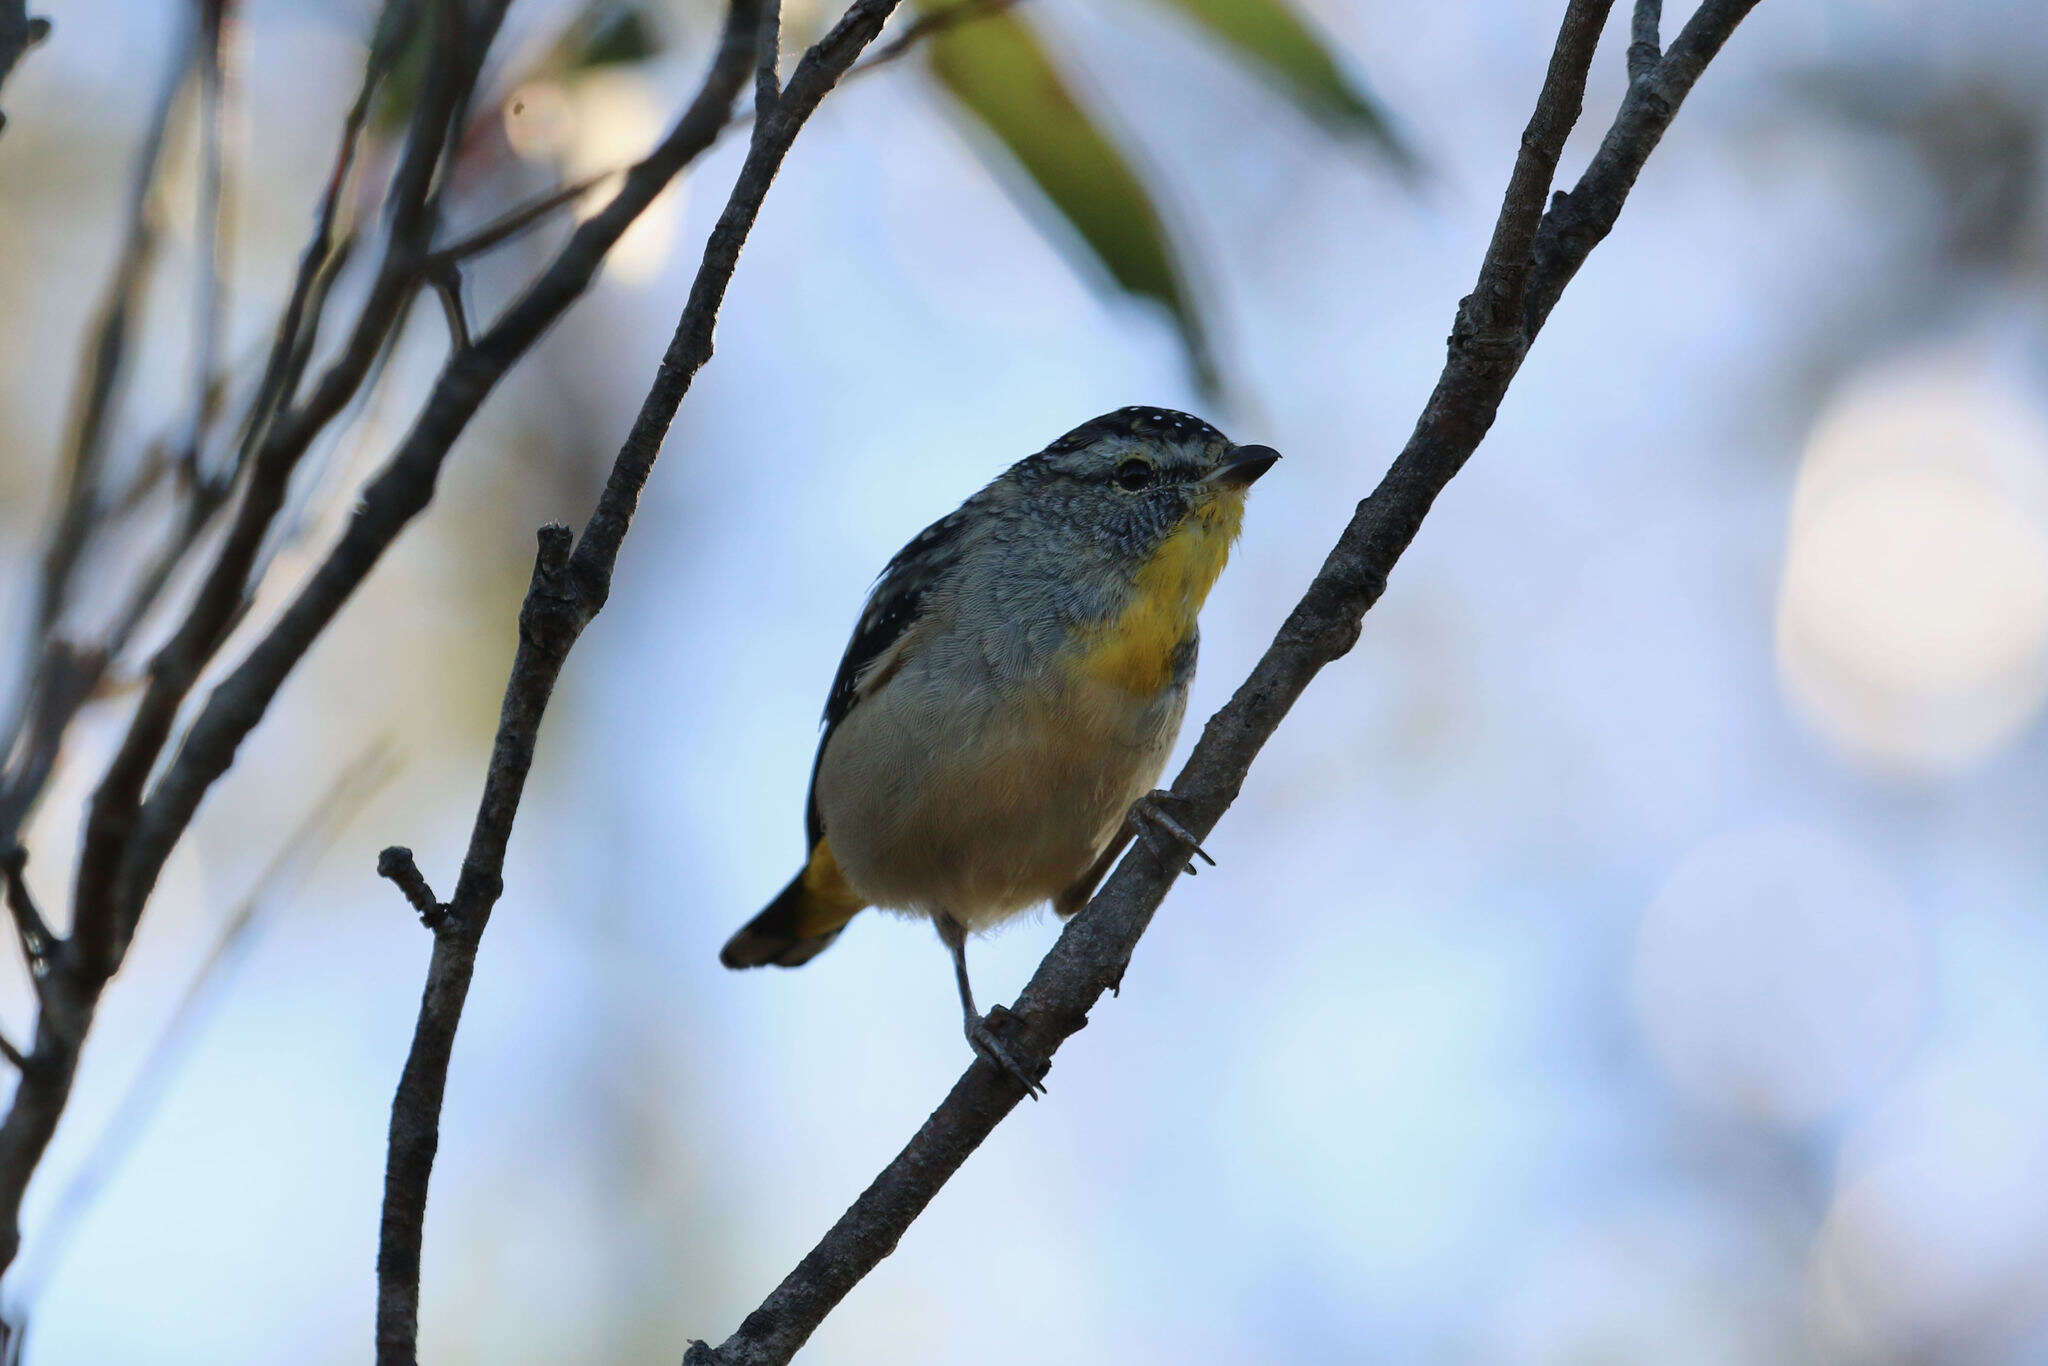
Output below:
[1,743,397,1332]
[64,0,498,985]
[0,848,53,993]
[100,0,719,952]
[679,2,1762,1363]
[235,0,417,478]
[26,15,192,644]
[179,0,237,486]
[0,5,206,859]
[421,169,612,269]
[421,0,1030,259]
[0,14,193,836]
[0,0,839,1296]
[0,0,683,1283]
[0,4,487,1277]
[0,0,49,136]
[0,646,105,855]
[370,0,906,1359]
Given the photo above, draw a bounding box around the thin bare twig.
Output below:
[681,3,1762,1362]
[854,0,1017,74]
[719,0,1021,129]
[424,263,470,349]
[373,0,907,1359]
[0,849,53,984]
[375,846,444,929]
[421,169,613,270]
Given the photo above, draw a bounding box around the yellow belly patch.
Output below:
[1073,493,1244,695]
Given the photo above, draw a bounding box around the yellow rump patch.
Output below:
[796,837,867,935]
[1072,493,1245,695]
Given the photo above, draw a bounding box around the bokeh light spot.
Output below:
[505,71,675,284]
[1776,351,2048,773]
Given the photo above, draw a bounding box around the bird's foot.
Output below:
[1130,790,1215,874]
[966,1005,1048,1098]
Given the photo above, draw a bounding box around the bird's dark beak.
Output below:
[1205,444,1281,491]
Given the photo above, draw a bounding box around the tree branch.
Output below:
[682,3,1762,1362]
[754,0,782,112]
[846,0,1020,81]
[1525,0,1759,337]
[1629,0,1663,81]
[371,0,906,1354]
[369,0,934,1355]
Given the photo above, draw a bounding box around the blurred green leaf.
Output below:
[553,2,662,72]
[367,0,431,138]
[1145,0,1415,172]
[922,4,1217,396]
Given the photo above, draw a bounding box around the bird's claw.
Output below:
[1130,790,1215,871]
[968,1006,1048,1098]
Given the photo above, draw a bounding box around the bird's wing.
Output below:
[804,507,971,845]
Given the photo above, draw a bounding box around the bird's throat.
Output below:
[1073,495,1244,695]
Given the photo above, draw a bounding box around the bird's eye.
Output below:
[1114,459,1154,491]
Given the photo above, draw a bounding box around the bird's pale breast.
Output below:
[813,624,1186,931]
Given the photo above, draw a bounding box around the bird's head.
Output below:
[1006,406,1280,562]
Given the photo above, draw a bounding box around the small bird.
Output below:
[721,406,1278,1090]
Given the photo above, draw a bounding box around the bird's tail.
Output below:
[720,838,866,968]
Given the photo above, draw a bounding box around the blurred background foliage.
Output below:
[457,0,1413,397]
[2,0,2048,1364]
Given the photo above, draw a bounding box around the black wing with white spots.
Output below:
[804,507,970,845]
